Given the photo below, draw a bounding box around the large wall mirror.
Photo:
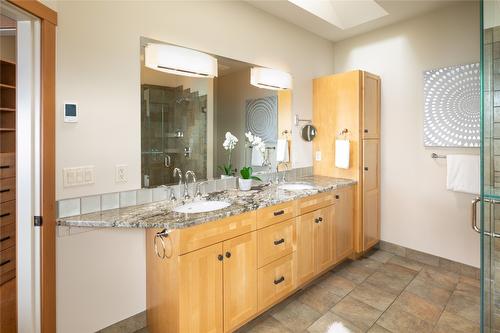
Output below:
[140,37,293,188]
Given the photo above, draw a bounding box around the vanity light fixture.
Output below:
[250,67,292,90]
[145,43,218,78]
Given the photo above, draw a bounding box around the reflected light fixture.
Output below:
[145,43,218,78]
[250,67,292,90]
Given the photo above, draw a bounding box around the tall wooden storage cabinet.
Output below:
[313,70,380,254]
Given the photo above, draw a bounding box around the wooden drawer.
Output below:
[298,191,334,215]
[0,178,15,204]
[0,223,14,251]
[0,153,15,179]
[256,201,296,229]
[178,211,256,255]
[258,253,295,311]
[0,278,17,331]
[0,200,15,228]
[257,218,296,268]
[0,246,15,284]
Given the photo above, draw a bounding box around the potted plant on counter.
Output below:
[239,132,265,191]
[218,131,238,179]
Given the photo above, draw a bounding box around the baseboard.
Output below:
[376,240,479,279]
[96,311,146,333]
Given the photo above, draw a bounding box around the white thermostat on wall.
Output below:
[64,103,78,123]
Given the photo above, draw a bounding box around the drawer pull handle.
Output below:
[0,236,10,242]
[274,276,285,285]
[0,259,10,267]
[0,165,9,169]
[273,210,285,216]
[274,238,285,245]
[217,254,224,261]
[0,189,10,194]
[0,213,10,218]
[225,251,231,258]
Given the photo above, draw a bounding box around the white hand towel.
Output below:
[276,139,289,163]
[335,139,350,169]
[251,146,264,166]
[446,154,480,195]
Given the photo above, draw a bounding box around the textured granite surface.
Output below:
[57,176,356,230]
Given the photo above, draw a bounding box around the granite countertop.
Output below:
[57,176,356,230]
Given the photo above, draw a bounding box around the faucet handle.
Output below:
[169,187,177,202]
[195,182,205,199]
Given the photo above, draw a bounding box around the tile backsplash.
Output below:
[57,167,313,218]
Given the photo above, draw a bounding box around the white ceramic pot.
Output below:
[220,174,233,179]
[238,178,252,191]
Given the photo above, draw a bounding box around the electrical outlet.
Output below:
[63,166,94,187]
[115,165,128,183]
[315,151,322,161]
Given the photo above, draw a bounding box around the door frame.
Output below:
[6,1,57,332]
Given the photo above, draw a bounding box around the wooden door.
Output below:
[362,140,380,250]
[334,187,354,262]
[295,213,315,286]
[314,206,334,274]
[223,232,257,332]
[362,73,380,139]
[179,243,223,333]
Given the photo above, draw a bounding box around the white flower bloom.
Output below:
[223,132,238,151]
[245,132,254,143]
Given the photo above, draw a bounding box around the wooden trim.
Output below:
[6,1,57,332]
[7,0,57,25]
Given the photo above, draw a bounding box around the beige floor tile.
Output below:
[271,300,322,333]
[316,273,357,297]
[348,282,397,311]
[391,291,443,324]
[365,271,410,296]
[459,275,480,288]
[307,312,363,333]
[404,277,452,308]
[366,250,394,263]
[330,296,383,331]
[388,255,424,272]
[376,306,434,333]
[297,283,343,314]
[337,264,375,284]
[367,324,391,333]
[416,267,459,291]
[236,314,293,333]
[380,263,418,283]
[351,257,383,271]
[433,311,480,333]
[445,290,480,324]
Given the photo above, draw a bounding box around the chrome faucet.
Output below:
[277,162,290,183]
[184,170,197,199]
[172,168,183,201]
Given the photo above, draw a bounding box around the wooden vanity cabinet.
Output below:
[334,186,354,262]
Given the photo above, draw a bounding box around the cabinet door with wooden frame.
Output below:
[178,243,224,333]
[362,73,380,139]
[295,212,315,286]
[334,187,354,262]
[362,140,380,250]
[223,232,257,332]
[314,205,335,273]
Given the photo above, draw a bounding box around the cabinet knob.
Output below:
[273,238,285,246]
[274,276,285,285]
[364,167,368,171]
[318,217,323,222]
[315,218,321,224]
[335,195,339,199]
[225,251,231,258]
[364,129,368,133]
[273,210,285,216]
[217,254,224,261]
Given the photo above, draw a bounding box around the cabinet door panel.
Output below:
[179,243,223,333]
[363,140,379,192]
[363,190,380,251]
[362,73,380,139]
[295,213,315,286]
[223,232,257,332]
[314,206,334,274]
[334,187,354,262]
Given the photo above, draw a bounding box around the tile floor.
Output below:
[137,249,480,333]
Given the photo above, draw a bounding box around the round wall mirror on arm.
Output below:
[301,124,317,141]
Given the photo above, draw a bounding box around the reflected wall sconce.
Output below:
[250,67,292,90]
[145,43,218,78]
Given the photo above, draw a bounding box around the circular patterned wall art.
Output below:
[245,95,278,144]
[423,63,480,147]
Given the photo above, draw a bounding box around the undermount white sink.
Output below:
[278,183,315,191]
[173,200,231,214]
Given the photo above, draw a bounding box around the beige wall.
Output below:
[332,2,480,267]
[53,1,335,332]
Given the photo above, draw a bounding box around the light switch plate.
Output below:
[115,164,128,183]
[315,151,322,161]
[63,166,95,187]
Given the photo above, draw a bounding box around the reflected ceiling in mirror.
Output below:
[140,37,293,188]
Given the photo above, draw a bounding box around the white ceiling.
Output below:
[246,0,459,42]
